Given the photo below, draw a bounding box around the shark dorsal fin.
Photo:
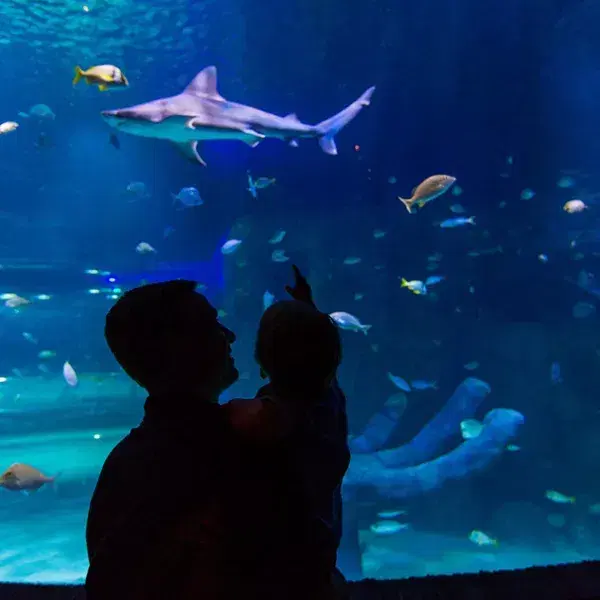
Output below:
[284,113,301,123]
[185,66,223,99]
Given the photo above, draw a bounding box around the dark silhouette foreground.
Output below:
[85,267,349,599]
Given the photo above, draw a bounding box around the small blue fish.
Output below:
[247,172,258,198]
[557,176,575,189]
[172,186,203,209]
[425,275,445,287]
[520,188,535,200]
[387,372,411,392]
[551,361,563,385]
[439,216,476,228]
[22,332,37,344]
[126,181,149,200]
[268,230,286,244]
[377,510,407,519]
[410,380,438,391]
[271,249,289,263]
[247,171,276,197]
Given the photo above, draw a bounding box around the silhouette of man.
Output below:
[85,280,239,599]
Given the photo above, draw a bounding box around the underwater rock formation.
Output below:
[339,377,525,579]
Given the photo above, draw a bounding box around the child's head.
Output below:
[255,300,342,399]
[105,280,238,399]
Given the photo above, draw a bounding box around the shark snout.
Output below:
[101,110,128,128]
[101,110,119,122]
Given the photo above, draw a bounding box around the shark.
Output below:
[101,66,375,166]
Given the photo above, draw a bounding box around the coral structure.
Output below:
[339,378,525,579]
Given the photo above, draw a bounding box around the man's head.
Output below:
[105,280,238,399]
[255,300,342,399]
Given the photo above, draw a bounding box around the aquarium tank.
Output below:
[0,0,598,586]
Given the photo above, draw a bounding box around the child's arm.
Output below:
[225,394,303,444]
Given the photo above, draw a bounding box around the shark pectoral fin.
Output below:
[289,139,299,148]
[174,141,207,166]
[241,129,265,148]
[242,129,265,140]
[185,117,202,129]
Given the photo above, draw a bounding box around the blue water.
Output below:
[0,0,600,584]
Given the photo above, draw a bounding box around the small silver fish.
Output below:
[0,121,18,135]
[136,242,156,255]
[469,530,498,547]
[221,239,242,255]
[545,490,575,504]
[463,361,479,371]
[387,372,411,392]
[370,520,409,535]
[329,311,371,335]
[22,332,38,344]
[377,510,407,519]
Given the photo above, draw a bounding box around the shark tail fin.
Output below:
[316,86,375,156]
[72,66,84,86]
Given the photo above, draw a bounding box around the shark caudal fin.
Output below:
[316,86,375,155]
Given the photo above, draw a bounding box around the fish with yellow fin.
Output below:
[73,65,129,92]
[399,175,456,213]
[400,278,427,295]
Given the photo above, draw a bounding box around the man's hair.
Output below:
[255,300,342,397]
[104,280,215,388]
